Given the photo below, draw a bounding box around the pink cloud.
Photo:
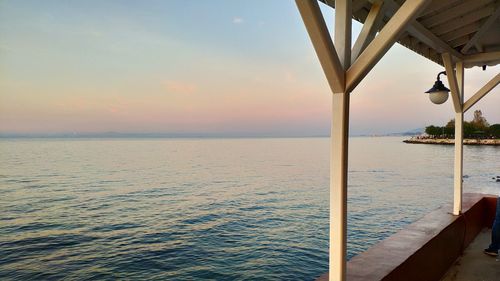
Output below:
[163,80,197,94]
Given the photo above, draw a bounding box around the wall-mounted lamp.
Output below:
[425,71,450,104]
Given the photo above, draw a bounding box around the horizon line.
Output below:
[0,132,421,139]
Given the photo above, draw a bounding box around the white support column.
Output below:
[453,61,464,215]
[295,3,350,279]
[330,91,349,281]
[443,54,464,215]
[331,1,351,280]
[296,1,400,280]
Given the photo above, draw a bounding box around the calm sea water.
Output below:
[1,137,499,280]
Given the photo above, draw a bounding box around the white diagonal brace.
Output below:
[351,0,385,64]
[296,0,345,93]
[407,23,464,59]
[346,0,432,92]
[461,7,500,54]
[475,42,484,52]
[335,0,352,69]
[463,73,500,112]
[442,53,462,113]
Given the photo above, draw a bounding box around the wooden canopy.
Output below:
[320,0,500,68]
[296,1,499,280]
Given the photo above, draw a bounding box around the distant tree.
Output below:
[445,119,455,128]
[426,110,497,139]
[443,127,453,138]
[471,110,489,131]
[489,124,500,138]
[425,125,442,137]
[425,125,435,136]
[443,119,455,138]
[463,121,475,138]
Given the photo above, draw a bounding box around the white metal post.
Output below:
[453,61,464,215]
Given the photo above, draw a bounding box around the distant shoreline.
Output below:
[0,134,412,139]
[403,138,500,146]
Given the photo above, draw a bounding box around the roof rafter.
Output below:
[352,0,368,13]
[346,0,433,92]
[335,0,352,69]
[450,35,471,48]
[322,0,368,13]
[421,0,493,28]
[463,51,500,63]
[430,4,496,36]
[318,0,499,68]
[351,0,385,64]
[440,21,482,42]
[461,6,500,53]
[474,43,484,52]
[419,0,463,17]
[383,0,464,60]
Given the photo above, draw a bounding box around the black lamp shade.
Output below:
[425,80,450,93]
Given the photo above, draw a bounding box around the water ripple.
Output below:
[0,137,498,280]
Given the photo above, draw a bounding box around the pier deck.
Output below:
[441,228,499,281]
[316,194,497,281]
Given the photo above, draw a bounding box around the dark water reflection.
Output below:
[0,137,498,280]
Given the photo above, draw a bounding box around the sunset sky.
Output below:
[1,0,499,136]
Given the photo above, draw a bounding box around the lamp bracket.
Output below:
[437,71,446,81]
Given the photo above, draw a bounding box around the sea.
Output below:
[1,137,499,280]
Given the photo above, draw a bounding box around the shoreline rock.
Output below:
[403,138,500,145]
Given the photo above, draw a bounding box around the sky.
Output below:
[0,0,499,136]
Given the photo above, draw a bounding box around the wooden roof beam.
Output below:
[321,0,367,13]
[420,0,492,28]
[335,0,352,70]
[450,35,471,49]
[461,6,500,53]
[346,0,432,92]
[406,23,463,60]
[351,0,385,64]
[431,4,496,36]
[475,43,484,52]
[440,21,482,42]
[383,0,463,61]
[352,0,368,13]
[463,51,500,64]
[419,0,463,17]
